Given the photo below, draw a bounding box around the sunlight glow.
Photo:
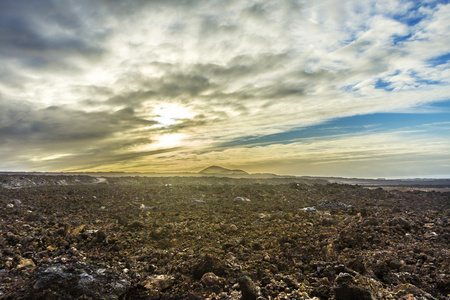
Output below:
[154,104,193,126]
[136,133,188,152]
[36,153,73,161]
[155,133,186,148]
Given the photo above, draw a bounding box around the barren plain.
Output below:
[0,174,449,299]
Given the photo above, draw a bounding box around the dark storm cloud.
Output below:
[94,0,207,15]
[0,99,155,143]
[104,72,213,107]
[0,95,172,170]
[97,90,156,108]
[0,0,105,72]
[156,74,211,98]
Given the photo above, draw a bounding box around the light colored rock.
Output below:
[144,275,175,292]
[301,206,317,212]
[17,258,35,269]
[234,197,251,202]
[201,272,223,287]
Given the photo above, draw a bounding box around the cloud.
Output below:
[0,0,449,176]
[0,101,154,142]
[0,97,166,170]
[0,1,105,71]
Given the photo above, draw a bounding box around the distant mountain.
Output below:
[199,166,249,175]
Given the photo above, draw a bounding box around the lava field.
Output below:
[0,175,449,299]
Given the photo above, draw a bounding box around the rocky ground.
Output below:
[0,175,449,299]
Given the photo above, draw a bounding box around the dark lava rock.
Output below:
[24,213,44,222]
[95,230,107,243]
[117,215,128,226]
[317,199,352,210]
[334,285,374,300]
[289,182,305,190]
[310,277,332,299]
[333,272,374,299]
[321,217,337,226]
[435,273,450,294]
[372,261,390,283]
[192,254,226,280]
[118,284,151,300]
[6,233,20,246]
[335,229,364,249]
[28,263,130,299]
[127,221,145,229]
[388,217,412,231]
[335,272,355,286]
[346,258,366,274]
[119,285,205,300]
[239,275,258,300]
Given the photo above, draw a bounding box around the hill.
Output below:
[199,166,248,175]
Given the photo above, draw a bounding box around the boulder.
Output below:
[239,275,258,300]
[30,263,130,299]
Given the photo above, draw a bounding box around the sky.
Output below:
[0,0,449,178]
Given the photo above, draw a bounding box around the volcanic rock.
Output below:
[192,254,226,280]
[17,258,35,270]
[334,285,374,300]
[29,263,130,299]
[127,221,145,229]
[235,197,251,202]
[239,275,258,300]
[317,199,352,210]
[201,272,223,287]
[143,274,175,292]
[389,217,412,231]
[0,174,449,299]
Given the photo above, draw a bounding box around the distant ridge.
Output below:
[199,166,249,175]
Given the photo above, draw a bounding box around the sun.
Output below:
[154,133,186,148]
[135,133,187,152]
[154,103,193,126]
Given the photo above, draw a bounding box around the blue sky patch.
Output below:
[220,100,450,149]
[375,79,394,91]
[427,52,450,66]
